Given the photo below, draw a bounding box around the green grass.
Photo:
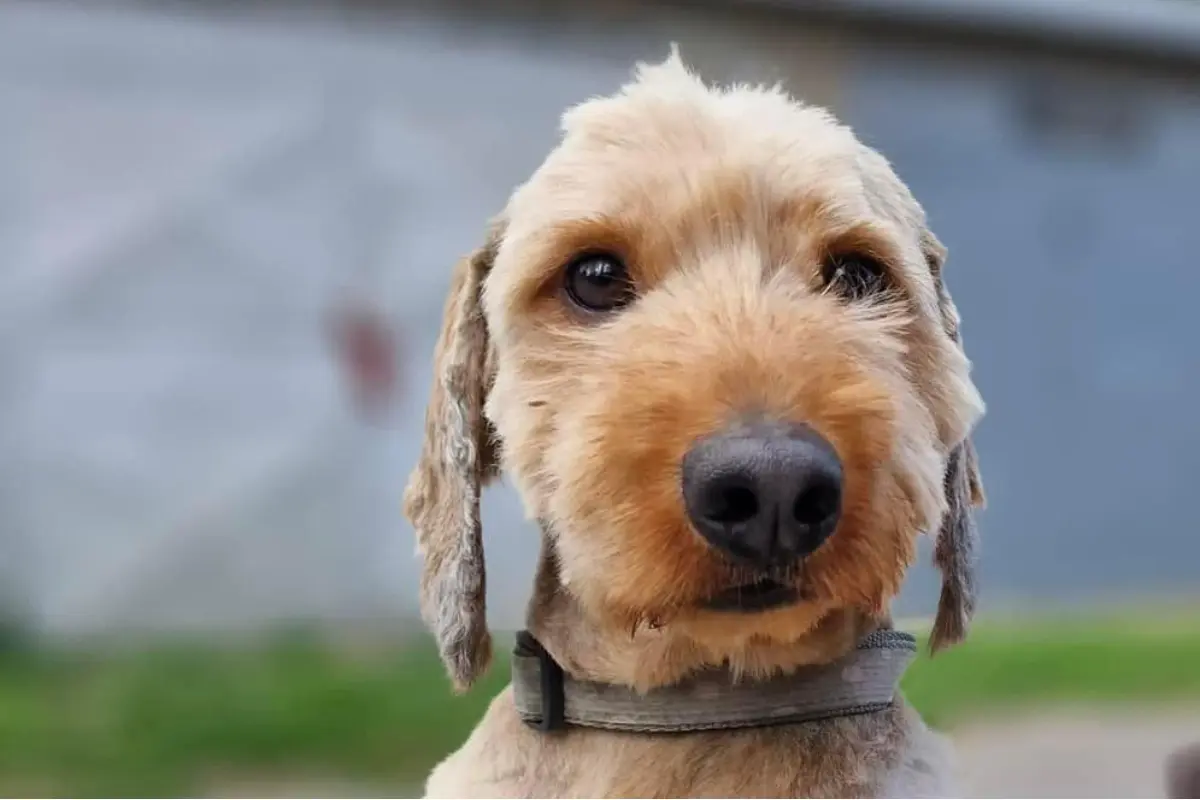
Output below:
[0,630,508,796]
[0,611,1196,795]
[901,610,1200,727]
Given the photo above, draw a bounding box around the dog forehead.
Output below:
[561,50,855,156]
[488,52,941,323]
[503,53,922,242]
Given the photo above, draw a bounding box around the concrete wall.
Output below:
[1,0,1195,636]
[845,39,1200,608]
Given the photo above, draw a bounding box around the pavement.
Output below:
[955,707,1200,798]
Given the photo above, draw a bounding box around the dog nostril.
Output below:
[706,483,758,525]
[793,482,840,527]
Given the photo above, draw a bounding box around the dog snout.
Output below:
[682,422,843,567]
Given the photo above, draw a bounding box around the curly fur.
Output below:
[402,224,503,691]
[404,47,986,797]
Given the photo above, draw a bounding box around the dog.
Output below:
[404,48,986,798]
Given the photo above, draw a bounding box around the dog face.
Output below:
[406,51,985,690]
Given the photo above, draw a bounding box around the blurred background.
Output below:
[1,0,1198,796]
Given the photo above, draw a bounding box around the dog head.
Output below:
[405,50,985,691]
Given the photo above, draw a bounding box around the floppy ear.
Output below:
[924,234,987,654]
[403,223,504,691]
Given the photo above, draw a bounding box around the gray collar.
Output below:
[512,629,917,734]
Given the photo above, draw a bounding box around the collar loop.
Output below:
[514,631,567,732]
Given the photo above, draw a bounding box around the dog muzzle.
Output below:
[512,629,917,733]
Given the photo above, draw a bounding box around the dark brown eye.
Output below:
[563,253,634,312]
[821,253,889,300]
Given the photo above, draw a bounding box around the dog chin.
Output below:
[702,578,801,613]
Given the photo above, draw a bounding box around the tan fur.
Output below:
[427,686,956,799]
[403,222,504,691]
[405,48,986,797]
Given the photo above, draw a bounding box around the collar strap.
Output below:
[512,629,917,734]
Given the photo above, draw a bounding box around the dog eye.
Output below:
[563,253,634,312]
[821,254,889,300]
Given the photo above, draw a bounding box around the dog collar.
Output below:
[512,629,917,733]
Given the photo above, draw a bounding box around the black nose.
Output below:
[681,421,843,567]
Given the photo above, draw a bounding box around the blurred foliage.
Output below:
[0,612,1195,796]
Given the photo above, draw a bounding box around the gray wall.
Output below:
[1,0,1195,636]
[847,44,1200,608]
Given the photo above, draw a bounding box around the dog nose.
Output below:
[681,422,843,567]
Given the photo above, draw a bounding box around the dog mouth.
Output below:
[703,578,799,612]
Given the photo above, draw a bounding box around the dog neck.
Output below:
[524,538,886,693]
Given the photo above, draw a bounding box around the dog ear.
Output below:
[924,234,986,654]
[403,223,504,691]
